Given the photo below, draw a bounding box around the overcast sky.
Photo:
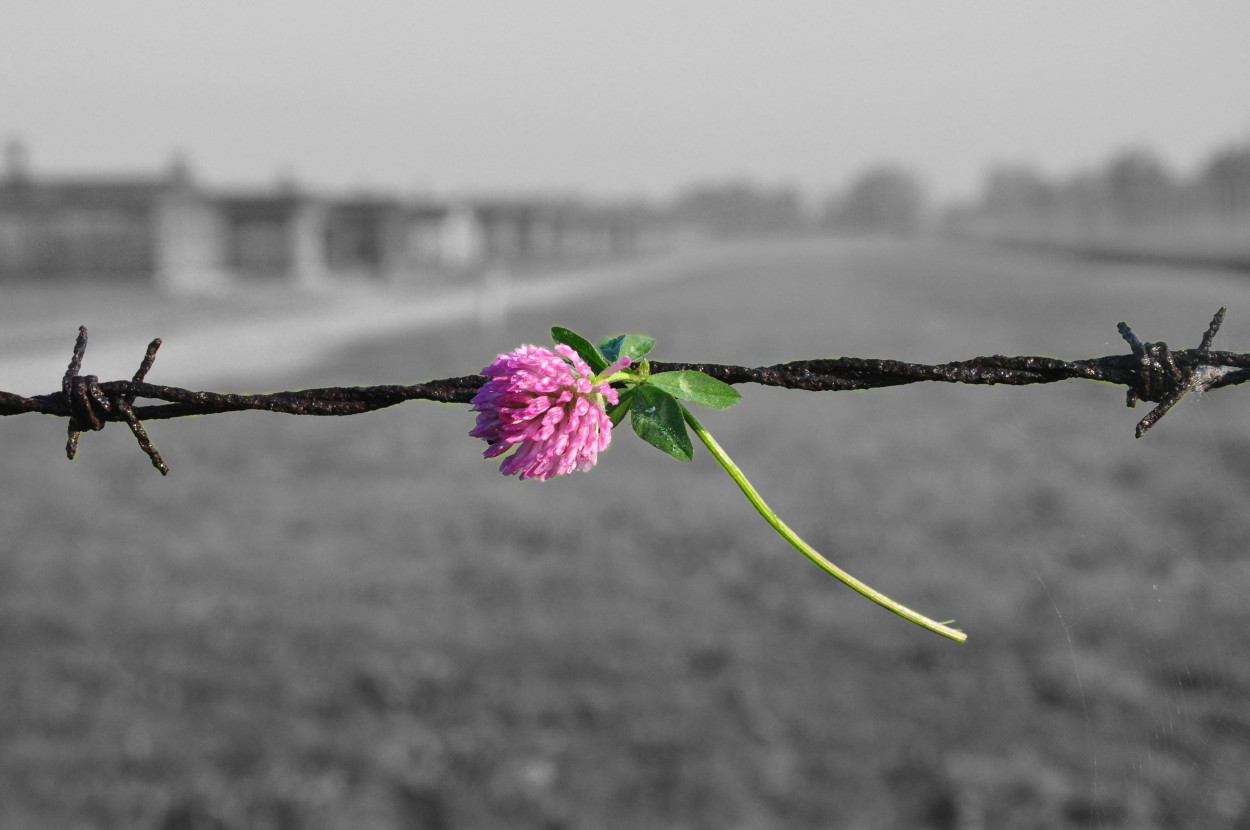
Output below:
[3,2,1248,203]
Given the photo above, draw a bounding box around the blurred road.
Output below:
[0,253,702,396]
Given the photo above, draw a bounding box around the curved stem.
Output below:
[682,408,967,643]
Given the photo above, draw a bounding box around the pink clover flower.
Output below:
[470,343,630,480]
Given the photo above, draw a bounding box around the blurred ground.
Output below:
[2,237,1250,829]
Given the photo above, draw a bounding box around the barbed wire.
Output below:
[0,308,1243,475]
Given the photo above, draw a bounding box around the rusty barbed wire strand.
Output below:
[0,308,1245,474]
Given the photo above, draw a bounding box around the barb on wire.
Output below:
[61,327,168,474]
[0,308,1243,475]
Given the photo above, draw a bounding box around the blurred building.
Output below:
[215,187,325,288]
[0,142,671,292]
[0,144,222,291]
[469,198,648,263]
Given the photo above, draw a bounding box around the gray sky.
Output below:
[3,2,1248,203]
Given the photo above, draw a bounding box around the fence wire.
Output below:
[0,308,1244,475]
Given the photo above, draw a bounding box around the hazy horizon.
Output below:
[3,2,1249,203]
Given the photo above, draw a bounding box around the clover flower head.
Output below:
[470,343,630,480]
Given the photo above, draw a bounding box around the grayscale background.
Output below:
[2,3,1249,828]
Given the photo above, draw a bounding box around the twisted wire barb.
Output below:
[0,308,1244,474]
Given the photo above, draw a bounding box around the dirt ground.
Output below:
[2,237,1249,829]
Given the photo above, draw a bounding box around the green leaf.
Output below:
[599,333,656,364]
[630,386,693,461]
[551,327,608,375]
[646,371,741,410]
[608,389,635,427]
[597,335,626,362]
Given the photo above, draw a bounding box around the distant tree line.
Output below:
[657,134,1250,252]
[820,166,927,235]
[945,141,1250,258]
[668,180,807,238]
[668,165,929,239]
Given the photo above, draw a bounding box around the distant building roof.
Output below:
[0,176,189,209]
[212,189,316,221]
[1,145,198,209]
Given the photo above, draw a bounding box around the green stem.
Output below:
[682,408,967,644]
